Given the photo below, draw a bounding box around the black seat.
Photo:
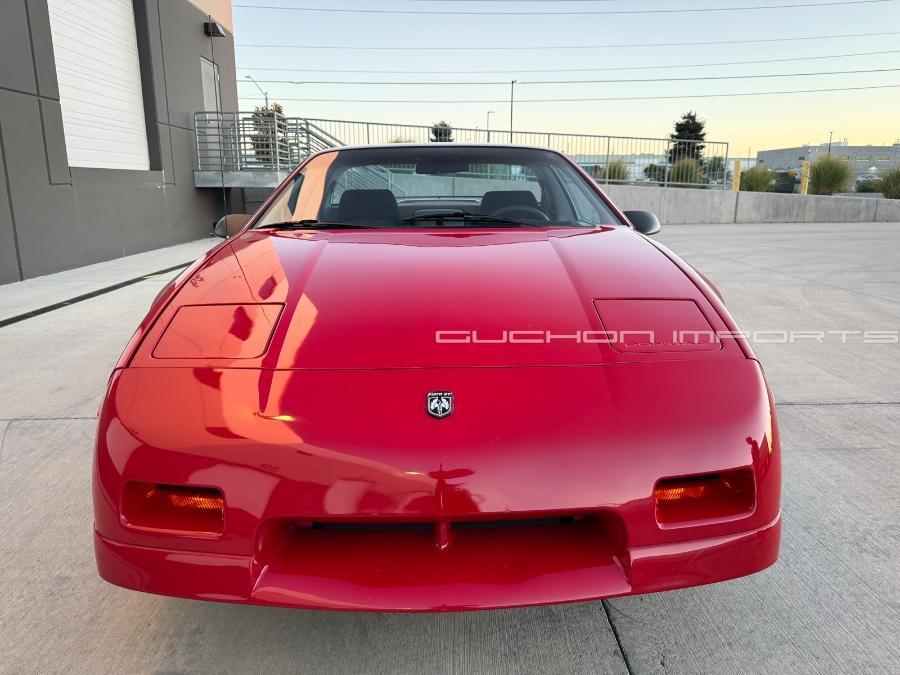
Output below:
[480,190,540,215]
[337,189,400,224]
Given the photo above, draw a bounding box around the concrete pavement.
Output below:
[1,223,898,673]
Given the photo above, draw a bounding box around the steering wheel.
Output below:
[490,205,551,222]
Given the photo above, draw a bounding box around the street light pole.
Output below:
[486,110,494,142]
[245,75,269,108]
[509,80,517,141]
[827,131,833,155]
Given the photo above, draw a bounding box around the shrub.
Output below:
[668,158,703,186]
[594,159,629,182]
[809,155,851,195]
[878,168,900,199]
[644,163,667,183]
[740,165,775,192]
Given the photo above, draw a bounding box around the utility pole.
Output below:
[827,131,833,155]
[509,80,517,141]
[486,110,494,142]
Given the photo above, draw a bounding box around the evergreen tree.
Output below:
[668,111,706,164]
[430,120,454,142]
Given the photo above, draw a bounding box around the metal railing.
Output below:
[194,112,730,189]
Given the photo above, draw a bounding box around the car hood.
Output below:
[147,227,738,369]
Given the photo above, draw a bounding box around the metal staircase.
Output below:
[193,112,347,188]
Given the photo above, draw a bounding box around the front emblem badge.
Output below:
[427,391,454,419]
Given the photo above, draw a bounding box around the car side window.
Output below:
[553,166,616,224]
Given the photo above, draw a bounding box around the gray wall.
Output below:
[603,184,900,224]
[0,0,238,284]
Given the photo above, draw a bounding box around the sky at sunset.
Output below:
[231,0,900,155]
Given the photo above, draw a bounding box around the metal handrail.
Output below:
[194,112,730,189]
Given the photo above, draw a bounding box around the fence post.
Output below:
[732,160,742,192]
[799,160,810,195]
[663,140,670,188]
[722,144,729,190]
[231,112,239,170]
[605,137,611,184]
[305,119,311,157]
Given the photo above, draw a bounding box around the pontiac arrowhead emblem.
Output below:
[426,391,453,419]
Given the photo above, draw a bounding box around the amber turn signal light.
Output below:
[654,469,755,524]
[122,482,225,535]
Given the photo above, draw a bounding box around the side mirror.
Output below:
[623,210,661,236]
[213,213,252,238]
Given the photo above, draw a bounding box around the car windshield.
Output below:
[254,146,620,229]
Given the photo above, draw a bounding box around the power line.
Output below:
[240,82,900,103]
[233,1,892,15]
[234,48,900,75]
[236,66,900,86]
[235,30,900,50]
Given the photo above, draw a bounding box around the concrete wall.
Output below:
[241,180,900,227]
[0,0,238,284]
[601,184,900,225]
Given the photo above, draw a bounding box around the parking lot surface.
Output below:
[1,223,898,674]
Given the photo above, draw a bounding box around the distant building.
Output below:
[756,141,900,181]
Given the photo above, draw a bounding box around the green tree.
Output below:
[668,111,706,165]
[430,120,454,142]
[250,102,286,166]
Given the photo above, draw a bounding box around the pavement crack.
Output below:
[0,421,9,462]
[602,599,634,675]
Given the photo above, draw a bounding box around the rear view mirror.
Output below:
[213,213,252,238]
[623,210,661,236]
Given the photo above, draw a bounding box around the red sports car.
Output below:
[94,145,780,611]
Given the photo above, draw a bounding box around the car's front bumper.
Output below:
[95,513,779,611]
[94,359,781,611]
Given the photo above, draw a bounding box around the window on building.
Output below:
[798,156,805,160]
[47,0,150,171]
[877,155,891,161]
[857,155,870,161]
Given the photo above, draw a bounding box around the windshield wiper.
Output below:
[257,220,378,230]
[402,211,544,227]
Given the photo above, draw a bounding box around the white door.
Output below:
[47,0,150,171]
[201,57,221,112]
